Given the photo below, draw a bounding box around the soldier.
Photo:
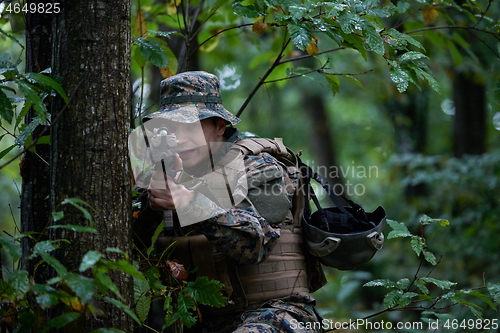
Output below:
[132,71,326,332]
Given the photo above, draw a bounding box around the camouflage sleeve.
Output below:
[196,152,295,266]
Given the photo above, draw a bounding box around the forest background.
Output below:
[0,0,499,331]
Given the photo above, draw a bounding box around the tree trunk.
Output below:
[452,71,486,157]
[305,94,344,188]
[21,1,52,283]
[51,0,133,330]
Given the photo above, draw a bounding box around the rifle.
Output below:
[147,126,178,231]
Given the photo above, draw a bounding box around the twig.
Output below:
[0,76,86,171]
[193,23,254,55]
[406,25,500,40]
[278,47,345,65]
[236,35,291,117]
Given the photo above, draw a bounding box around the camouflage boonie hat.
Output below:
[144,71,240,125]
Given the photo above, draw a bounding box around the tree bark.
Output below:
[21,2,52,283]
[51,0,133,330]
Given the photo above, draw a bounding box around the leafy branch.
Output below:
[321,214,499,332]
[358,216,499,325]
[132,221,227,330]
[0,199,141,333]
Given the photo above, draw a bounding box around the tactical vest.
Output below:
[156,138,327,314]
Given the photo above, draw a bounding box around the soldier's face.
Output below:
[168,118,226,168]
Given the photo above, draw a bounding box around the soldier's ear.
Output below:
[215,117,228,135]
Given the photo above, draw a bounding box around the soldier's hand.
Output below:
[148,154,194,211]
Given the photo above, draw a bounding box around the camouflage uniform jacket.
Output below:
[133,128,324,332]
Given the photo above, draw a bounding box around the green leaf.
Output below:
[30,240,60,259]
[35,134,50,144]
[487,282,500,303]
[415,279,429,294]
[456,290,497,311]
[106,247,129,259]
[340,31,367,60]
[0,144,17,160]
[147,222,165,256]
[147,30,177,38]
[325,74,340,96]
[42,312,80,332]
[337,10,359,34]
[389,66,410,93]
[135,37,169,68]
[52,211,64,222]
[32,284,60,309]
[16,80,48,123]
[176,291,198,328]
[363,279,397,288]
[185,276,227,307]
[39,250,68,276]
[386,219,413,239]
[7,270,29,298]
[399,292,419,307]
[396,278,410,290]
[417,294,434,303]
[50,224,97,234]
[95,270,123,301]
[109,259,145,279]
[420,277,456,290]
[0,279,15,298]
[463,303,484,319]
[0,235,22,261]
[232,1,263,18]
[100,295,142,325]
[144,267,166,290]
[134,277,151,323]
[423,249,437,265]
[288,23,312,51]
[79,251,102,272]
[362,22,384,55]
[399,51,428,62]
[162,293,176,328]
[0,88,13,123]
[451,296,483,319]
[420,215,450,226]
[340,74,364,88]
[64,272,96,304]
[163,46,178,74]
[61,197,96,222]
[414,68,441,94]
[26,72,69,103]
[384,29,424,50]
[0,28,24,50]
[410,235,424,256]
[383,289,403,308]
[15,116,47,147]
[132,45,147,68]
